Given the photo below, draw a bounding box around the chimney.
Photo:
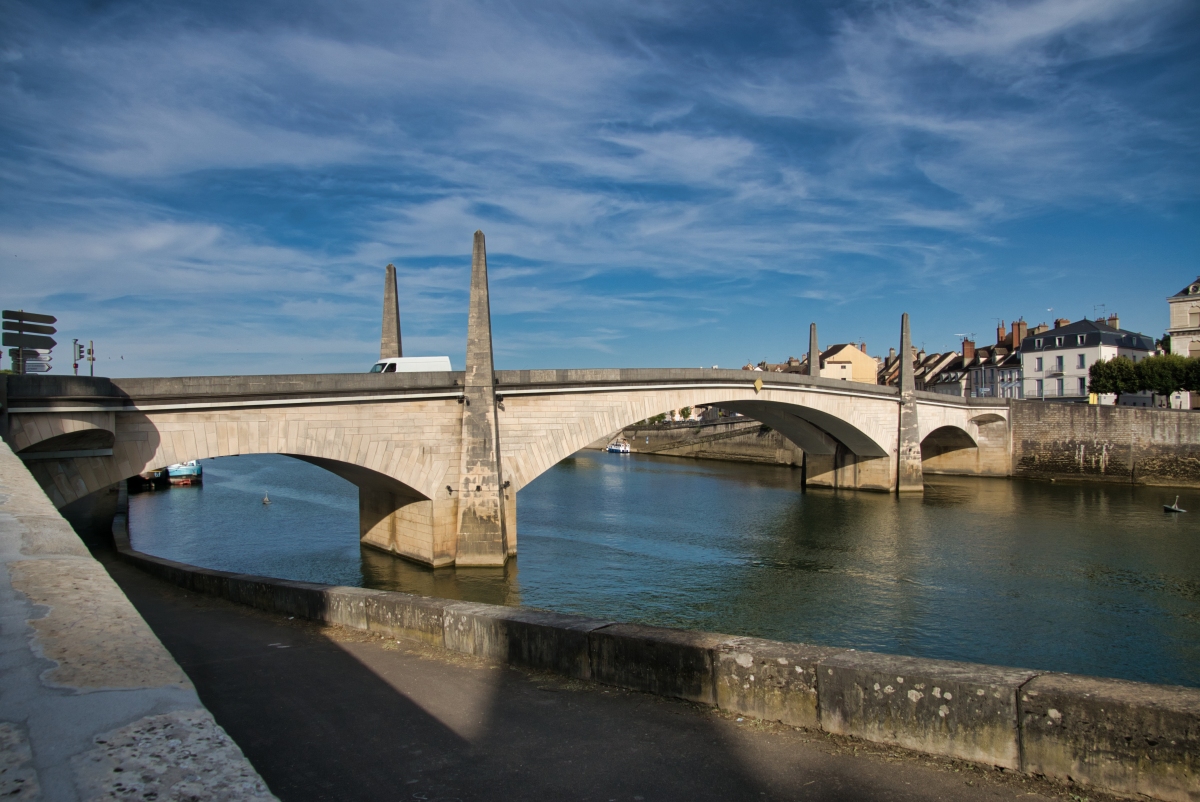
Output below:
[889,347,896,359]
[1107,313,1120,330]
[962,338,975,361]
[997,320,1006,345]
[1054,318,1070,329]
[1012,320,1027,349]
[859,341,867,353]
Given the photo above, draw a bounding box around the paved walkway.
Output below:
[102,555,1117,802]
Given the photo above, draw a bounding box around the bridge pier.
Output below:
[453,231,510,566]
[804,448,894,492]
[896,313,924,494]
[360,493,461,567]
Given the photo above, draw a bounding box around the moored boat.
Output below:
[606,440,631,454]
[167,460,203,485]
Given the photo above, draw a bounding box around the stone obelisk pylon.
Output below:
[454,231,509,565]
[381,264,403,359]
[808,323,819,377]
[896,313,924,493]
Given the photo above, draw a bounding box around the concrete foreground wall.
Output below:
[116,538,1200,802]
[1012,401,1200,486]
[0,441,275,800]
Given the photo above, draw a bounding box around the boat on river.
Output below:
[606,440,631,454]
[167,460,203,485]
[1164,496,1186,513]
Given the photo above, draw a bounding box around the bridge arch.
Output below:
[499,385,897,494]
[16,403,454,511]
[9,410,115,455]
[920,425,978,461]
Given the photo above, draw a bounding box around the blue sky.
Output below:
[2,0,1198,377]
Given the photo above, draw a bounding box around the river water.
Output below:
[127,451,1200,688]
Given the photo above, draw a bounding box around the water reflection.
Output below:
[127,451,1200,687]
[361,546,520,607]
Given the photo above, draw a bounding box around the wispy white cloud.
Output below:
[0,0,1196,375]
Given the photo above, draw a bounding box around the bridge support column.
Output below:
[896,313,924,494]
[805,447,893,491]
[359,490,459,567]
[454,231,510,566]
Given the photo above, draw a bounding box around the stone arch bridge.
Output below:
[1,233,1010,567]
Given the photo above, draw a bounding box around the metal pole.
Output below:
[89,340,94,378]
[73,339,79,376]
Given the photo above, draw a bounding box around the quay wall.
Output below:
[598,404,1200,489]
[116,522,1200,802]
[0,440,275,800]
[1010,402,1200,486]
[593,420,804,466]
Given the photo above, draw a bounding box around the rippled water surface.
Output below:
[128,451,1200,687]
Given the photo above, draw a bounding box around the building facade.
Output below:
[1166,276,1200,409]
[1020,316,1154,406]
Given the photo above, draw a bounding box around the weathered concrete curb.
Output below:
[0,440,276,801]
[114,531,1200,802]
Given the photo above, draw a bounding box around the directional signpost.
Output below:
[3,311,57,375]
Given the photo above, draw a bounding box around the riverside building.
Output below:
[1019,316,1155,406]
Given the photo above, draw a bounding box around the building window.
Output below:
[1056,378,1064,396]
[1190,309,1199,327]
[1055,355,1064,371]
[1077,354,1086,369]
[1036,379,1044,396]
[1078,377,1087,394]
[1035,338,1042,348]
[1055,336,1063,347]
[1077,335,1085,345]
[1035,357,1043,371]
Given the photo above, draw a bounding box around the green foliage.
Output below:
[1135,354,1188,396]
[679,406,692,420]
[1089,356,1139,402]
[649,412,667,424]
[1187,359,1200,393]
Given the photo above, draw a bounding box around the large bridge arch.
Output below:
[497,383,899,494]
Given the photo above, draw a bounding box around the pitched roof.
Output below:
[1172,277,1200,298]
[1019,318,1154,351]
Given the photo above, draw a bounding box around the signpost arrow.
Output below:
[23,362,51,373]
[2,310,56,325]
[2,321,56,335]
[3,333,57,350]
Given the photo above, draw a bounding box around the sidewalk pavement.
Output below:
[100,553,1120,802]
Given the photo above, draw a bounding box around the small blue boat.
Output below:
[167,460,203,485]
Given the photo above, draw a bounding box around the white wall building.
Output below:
[1166,276,1200,409]
[1020,317,1155,406]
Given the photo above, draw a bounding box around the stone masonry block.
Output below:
[366,592,449,646]
[588,623,727,705]
[1020,673,1200,802]
[817,651,1036,769]
[317,586,380,630]
[716,637,847,729]
[443,602,610,678]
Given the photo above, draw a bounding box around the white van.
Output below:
[369,356,453,373]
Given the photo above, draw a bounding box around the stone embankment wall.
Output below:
[1011,402,1200,486]
[0,441,275,800]
[119,535,1200,802]
[602,404,1200,489]
[597,420,804,466]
